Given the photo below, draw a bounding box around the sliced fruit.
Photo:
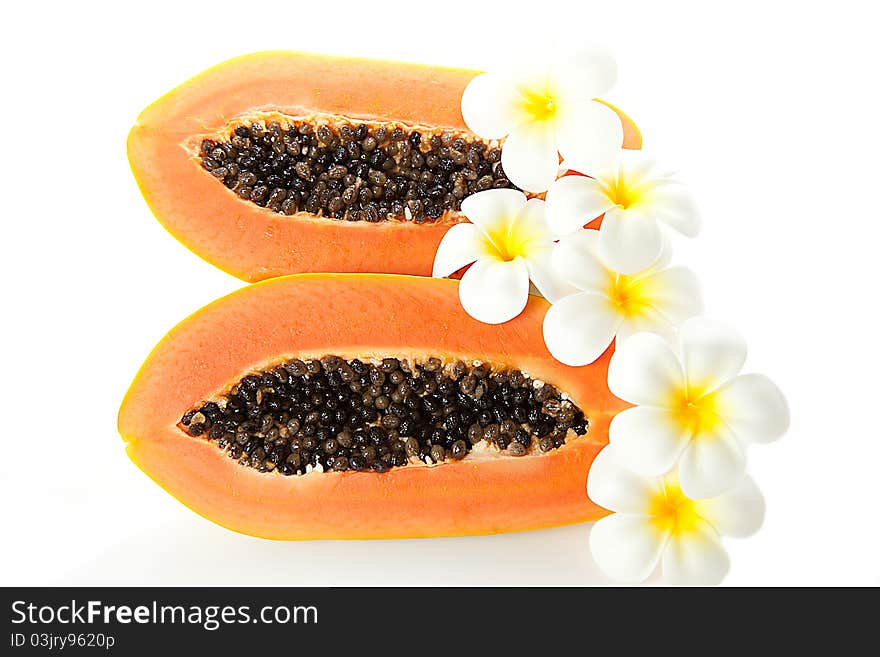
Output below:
[118,274,628,539]
[128,50,642,281]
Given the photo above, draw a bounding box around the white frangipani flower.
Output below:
[432,189,571,324]
[461,45,623,193]
[545,151,700,274]
[588,446,765,585]
[608,318,790,499]
[542,229,701,366]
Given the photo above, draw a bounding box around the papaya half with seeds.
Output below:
[128,50,641,282]
[118,274,628,539]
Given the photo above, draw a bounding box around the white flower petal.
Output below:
[507,57,555,100]
[460,73,520,139]
[555,99,623,175]
[643,231,674,272]
[661,519,730,585]
[545,174,616,236]
[610,406,690,476]
[551,44,618,101]
[551,229,611,293]
[598,207,664,275]
[648,180,701,237]
[511,197,554,249]
[458,257,530,324]
[523,246,579,303]
[616,149,673,183]
[678,423,747,499]
[587,446,662,515]
[460,188,528,239]
[679,317,747,393]
[590,514,666,584]
[713,373,789,444]
[501,121,560,193]
[640,266,704,325]
[696,475,765,538]
[542,292,620,366]
[616,307,678,345]
[432,223,492,278]
[608,332,685,406]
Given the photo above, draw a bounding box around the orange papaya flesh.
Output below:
[118,274,629,539]
[128,50,642,282]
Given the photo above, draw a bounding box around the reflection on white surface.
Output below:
[60,516,619,587]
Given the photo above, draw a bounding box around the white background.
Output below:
[2,0,877,586]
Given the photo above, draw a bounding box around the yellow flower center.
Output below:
[604,173,647,209]
[649,479,702,535]
[483,215,541,262]
[607,274,654,317]
[669,385,722,436]
[520,87,558,123]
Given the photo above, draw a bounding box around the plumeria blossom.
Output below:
[542,229,701,366]
[608,318,789,499]
[432,189,572,324]
[461,45,623,193]
[546,151,700,274]
[588,446,765,584]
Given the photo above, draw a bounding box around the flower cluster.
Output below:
[597,320,788,584]
[433,45,789,585]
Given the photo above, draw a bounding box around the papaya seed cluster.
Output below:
[181,356,589,475]
[199,119,516,222]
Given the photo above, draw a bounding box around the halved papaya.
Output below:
[128,50,642,282]
[118,274,628,539]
